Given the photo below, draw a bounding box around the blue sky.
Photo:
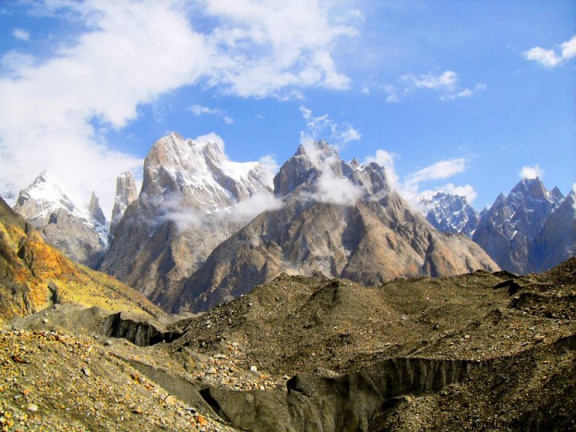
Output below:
[0,0,574,215]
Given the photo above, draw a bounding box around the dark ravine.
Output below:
[201,357,474,432]
[101,312,184,346]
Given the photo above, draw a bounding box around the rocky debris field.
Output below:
[2,258,576,431]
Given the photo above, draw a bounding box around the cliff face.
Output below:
[109,172,138,239]
[530,191,576,272]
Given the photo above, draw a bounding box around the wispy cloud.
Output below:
[189,104,234,124]
[406,158,469,185]
[12,29,30,42]
[524,35,576,68]
[299,105,361,149]
[519,164,544,179]
[383,70,486,103]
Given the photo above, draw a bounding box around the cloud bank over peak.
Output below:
[0,0,359,216]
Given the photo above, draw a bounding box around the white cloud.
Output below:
[299,105,361,150]
[524,35,576,68]
[194,132,226,152]
[366,150,472,209]
[519,164,544,179]
[314,170,363,206]
[401,70,457,90]
[1,51,35,76]
[0,0,358,216]
[407,158,468,185]
[12,29,30,42]
[440,83,486,101]
[421,183,478,204]
[203,0,358,97]
[189,104,234,124]
[165,190,283,232]
[384,71,485,102]
[233,191,283,220]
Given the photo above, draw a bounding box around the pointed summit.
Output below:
[511,177,548,202]
[110,172,138,238]
[473,177,563,273]
[89,192,106,225]
[420,192,479,237]
[274,141,390,200]
[142,133,270,206]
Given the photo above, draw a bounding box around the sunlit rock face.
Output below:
[109,172,138,240]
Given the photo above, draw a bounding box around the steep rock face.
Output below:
[13,173,108,268]
[99,133,273,308]
[110,172,138,239]
[530,191,576,272]
[175,143,498,313]
[473,178,563,274]
[420,192,479,237]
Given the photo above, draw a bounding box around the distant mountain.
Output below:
[0,197,160,321]
[530,191,576,272]
[472,177,564,274]
[420,192,480,237]
[99,133,274,308]
[174,142,498,313]
[12,173,108,268]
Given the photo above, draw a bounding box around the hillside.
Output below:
[0,197,161,323]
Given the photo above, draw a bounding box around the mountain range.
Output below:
[6,133,574,313]
[0,132,574,430]
[421,178,574,274]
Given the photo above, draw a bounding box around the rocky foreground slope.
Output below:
[1,257,575,431]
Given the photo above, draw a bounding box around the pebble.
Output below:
[26,403,38,412]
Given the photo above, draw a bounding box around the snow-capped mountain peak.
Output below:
[16,172,97,224]
[419,192,479,237]
[142,133,272,210]
[13,172,109,268]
